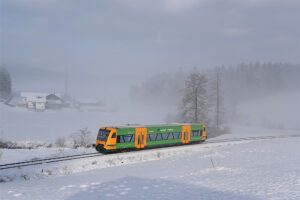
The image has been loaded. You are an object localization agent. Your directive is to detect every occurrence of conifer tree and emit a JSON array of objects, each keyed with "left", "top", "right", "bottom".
[{"left": 0, "top": 67, "right": 12, "bottom": 100}]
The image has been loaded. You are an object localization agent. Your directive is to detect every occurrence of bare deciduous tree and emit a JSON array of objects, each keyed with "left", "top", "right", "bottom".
[
  {"left": 180, "top": 72, "right": 208, "bottom": 124},
  {"left": 55, "top": 137, "right": 66, "bottom": 148},
  {"left": 71, "top": 127, "right": 93, "bottom": 148}
]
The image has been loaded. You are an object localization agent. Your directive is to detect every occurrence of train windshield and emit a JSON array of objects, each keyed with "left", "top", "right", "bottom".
[{"left": 97, "top": 129, "right": 110, "bottom": 141}]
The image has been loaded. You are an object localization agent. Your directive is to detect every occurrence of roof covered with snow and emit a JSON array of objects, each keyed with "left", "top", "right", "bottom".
[{"left": 20, "top": 92, "right": 62, "bottom": 103}]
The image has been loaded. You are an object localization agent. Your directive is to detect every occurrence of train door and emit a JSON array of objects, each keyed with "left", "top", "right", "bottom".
[
  {"left": 135, "top": 127, "right": 147, "bottom": 149},
  {"left": 182, "top": 125, "right": 191, "bottom": 144},
  {"left": 202, "top": 126, "right": 207, "bottom": 141}
]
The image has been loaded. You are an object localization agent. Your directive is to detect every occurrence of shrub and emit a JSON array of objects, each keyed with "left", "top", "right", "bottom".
[
  {"left": 55, "top": 137, "right": 66, "bottom": 148},
  {"left": 71, "top": 127, "right": 93, "bottom": 148}
]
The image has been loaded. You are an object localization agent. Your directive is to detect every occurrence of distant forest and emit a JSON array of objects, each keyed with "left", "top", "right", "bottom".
[
  {"left": 219, "top": 62, "right": 300, "bottom": 105},
  {"left": 130, "top": 62, "right": 300, "bottom": 107}
]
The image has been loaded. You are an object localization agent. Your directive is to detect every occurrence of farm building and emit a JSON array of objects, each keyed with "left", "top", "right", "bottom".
[
  {"left": 46, "top": 94, "right": 67, "bottom": 109},
  {"left": 17, "top": 92, "right": 67, "bottom": 111}
]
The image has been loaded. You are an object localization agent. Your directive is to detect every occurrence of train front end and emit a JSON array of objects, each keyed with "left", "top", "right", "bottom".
[{"left": 95, "top": 128, "right": 117, "bottom": 153}]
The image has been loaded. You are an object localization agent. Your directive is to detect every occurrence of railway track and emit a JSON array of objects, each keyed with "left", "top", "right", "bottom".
[
  {"left": 205, "top": 134, "right": 300, "bottom": 144},
  {"left": 1, "top": 134, "right": 300, "bottom": 170},
  {"left": 0, "top": 152, "right": 101, "bottom": 170}
]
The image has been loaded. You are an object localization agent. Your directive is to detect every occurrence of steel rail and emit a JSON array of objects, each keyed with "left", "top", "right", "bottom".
[{"left": 0, "top": 153, "right": 101, "bottom": 170}]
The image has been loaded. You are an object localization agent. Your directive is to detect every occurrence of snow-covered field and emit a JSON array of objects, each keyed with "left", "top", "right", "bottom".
[
  {"left": 1, "top": 126, "right": 300, "bottom": 200},
  {"left": 0, "top": 103, "right": 172, "bottom": 142}
]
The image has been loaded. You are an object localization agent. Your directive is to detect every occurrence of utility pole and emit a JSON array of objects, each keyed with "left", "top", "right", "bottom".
[
  {"left": 64, "top": 67, "right": 69, "bottom": 98},
  {"left": 0, "top": 103, "right": 3, "bottom": 137},
  {"left": 194, "top": 87, "right": 198, "bottom": 123},
  {"left": 216, "top": 70, "right": 220, "bottom": 130}
]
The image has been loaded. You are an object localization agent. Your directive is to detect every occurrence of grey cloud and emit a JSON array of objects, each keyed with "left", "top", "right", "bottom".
[{"left": 1, "top": 0, "right": 299, "bottom": 81}]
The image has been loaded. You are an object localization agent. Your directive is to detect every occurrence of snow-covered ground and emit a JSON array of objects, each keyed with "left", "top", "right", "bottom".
[
  {"left": 0, "top": 103, "right": 173, "bottom": 142},
  {"left": 1, "top": 126, "right": 300, "bottom": 200}
]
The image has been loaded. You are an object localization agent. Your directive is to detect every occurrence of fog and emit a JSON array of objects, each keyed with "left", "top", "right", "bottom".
[
  {"left": 0, "top": 0, "right": 300, "bottom": 141},
  {"left": 2, "top": 1, "right": 300, "bottom": 78}
]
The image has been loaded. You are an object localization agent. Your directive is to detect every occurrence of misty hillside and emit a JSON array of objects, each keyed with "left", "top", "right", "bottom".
[
  {"left": 219, "top": 62, "right": 300, "bottom": 105},
  {"left": 131, "top": 62, "right": 300, "bottom": 104},
  {"left": 1, "top": 64, "right": 65, "bottom": 94},
  {"left": 1, "top": 64, "right": 126, "bottom": 102},
  {"left": 130, "top": 69, "right": 186, "bottom": 105},
  {"left": 130, "top": 62, "right": 300, "bottom": 129}
]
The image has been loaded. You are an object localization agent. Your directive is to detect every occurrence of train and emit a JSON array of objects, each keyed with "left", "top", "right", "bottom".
[{"left": 95, "top": 123, "right": 206, "bottom": 153}]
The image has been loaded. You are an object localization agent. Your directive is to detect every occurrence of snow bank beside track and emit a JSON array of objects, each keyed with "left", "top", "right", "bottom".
[
  {"left": 0, "top": 140, "right": 248, "bottom": 182},
  {"left": 1, "top": 134, "right": 300, "bottom": 200}
]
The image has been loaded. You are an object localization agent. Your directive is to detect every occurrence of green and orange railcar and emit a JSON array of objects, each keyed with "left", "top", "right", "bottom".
[{"left": 95, "top": 124, "right": 206, "bottom": 153}]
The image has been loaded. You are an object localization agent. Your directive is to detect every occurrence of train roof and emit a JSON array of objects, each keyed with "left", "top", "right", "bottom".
[{"left": 101, "top": 123, "right": 204, "bottom": 129}]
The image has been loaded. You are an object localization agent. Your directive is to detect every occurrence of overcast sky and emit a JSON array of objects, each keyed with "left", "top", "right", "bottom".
[{"left": 1, "top": 0, "right": 300, "bottom": 98}]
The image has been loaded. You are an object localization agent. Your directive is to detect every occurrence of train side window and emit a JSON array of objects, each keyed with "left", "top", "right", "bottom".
[
  {"left": 111, "top": 132, "right": 116, "bottom": 139},
  {"left": 167, "top": 133, "right": 171, "bottom": 139},
  {"left": 162, "top": 133, "right": 170, "bottom": 140},
  {"left": 154, "top": 133, "right": 161, "bottom": 141},
  {"left": 159, "top": 133, "right": 163, "bottom": 141},
  {"left": 149, "top": 134, "right": 156, "bottom": 141},
  {"left": 173, "top": 132, "right": 181, "bottom": 139},
  {"left": 123, "top": 135, "right": 132, "bottom": 142},
  {"left": 171, "top": 132, "right": 175, "bottom": 139},
  {"left": 117, "top": 135, "right": 135, "bottom": 143},
  {"left": 167, "top": 133, "right": 171, "bottom": 140},
  {"left": 191, "top": 130, "right": 199, "bottom": 137},
  {"left": 173, "top": 132, "right": 177, "bottom": 138}
]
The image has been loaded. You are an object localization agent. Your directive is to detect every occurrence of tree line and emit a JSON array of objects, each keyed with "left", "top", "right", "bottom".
[
  {"left": 0, "top": 67, "right": 12, "bottom": 100},
  {"left": 220, "top": 62, "right": 300, "bottom": 105},
  {"left": 130, "top": 62, "right": 300, "bottom": 136}
]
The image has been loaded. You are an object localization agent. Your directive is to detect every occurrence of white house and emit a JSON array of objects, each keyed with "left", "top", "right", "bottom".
[
  {"left": 19, "top": 92, "right": 65, "bottom": 111},
  {"left": 20, "top": 92, "right": 47, "bottom": 111}
]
